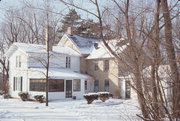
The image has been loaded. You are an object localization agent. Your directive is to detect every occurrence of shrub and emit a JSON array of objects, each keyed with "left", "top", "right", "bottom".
[
  {"left": 2, "top": 82, "right": 9, "bottom": 94},
  {"left": 18, "top": 92, "right": 29, "bottom": 101},
  {"left": 98, "top": 92, "right": 112, "bottom": 102},
  {"left": 83, "top": 93, "right": 98, "bottom": 104},
  {"left": 3, "top": 94, "right": 10, "bottom": 99},
  {"left": 34, "top": 95, "right": 44, "bottom": 103},
  {"left": 0, "top": 90, "right": 5, "bottom": 95}
]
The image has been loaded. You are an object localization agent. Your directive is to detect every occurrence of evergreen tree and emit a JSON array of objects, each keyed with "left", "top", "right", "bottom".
[
  {"left": 59, "top": 9, "right": 100, "bottom": 39},
  {"left": 60, "top": 9, "right": 82, "bottom": 34}
]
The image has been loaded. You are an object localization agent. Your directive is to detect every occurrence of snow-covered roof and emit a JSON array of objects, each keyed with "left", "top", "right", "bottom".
[
  {"left": 86, "top": 41, "right": 128, "bottom": 59},
  {"left": 53, "top": 46, "right": 80, "bottom": 56},
  {"left": 65, "top": 34, "right": 101, "bottom": 54},
  {"left": 13, "top": 43, "right": 47, "bottom": 53},
  {"left": 29, "top": 68, "right": 90, "bottom": 79},
  {"left": 86, "top": 42, "right": 113, "bottom": 59},
  {"left": 5, "top": 42, "right": 80, "bottom": 58}
]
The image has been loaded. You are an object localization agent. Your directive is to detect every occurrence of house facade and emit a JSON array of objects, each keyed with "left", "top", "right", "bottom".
[
  {"left": 6, "top": 32, "right": 133, "bottom": 100},
  {"left": 6, "top": 43, "right": 93, "bottom": 100},
  {"left": 58, "top": 34, "right": 130, "bottom": 98}
]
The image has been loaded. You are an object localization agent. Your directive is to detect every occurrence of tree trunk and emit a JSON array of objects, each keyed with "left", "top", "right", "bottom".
[
  {"left": 134, "top": 70, "right": 150, "bottom": 119},
  {"left": 161, "top": 0, "right": 180, "bottom": 118}
]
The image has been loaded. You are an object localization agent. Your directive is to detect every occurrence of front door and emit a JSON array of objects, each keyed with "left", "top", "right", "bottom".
[
  {"left": 66, "top": 80, "right": 72, "bottom": 98},
  {"left": 125, "top": 81, "right": 131, "bottom": 99}
]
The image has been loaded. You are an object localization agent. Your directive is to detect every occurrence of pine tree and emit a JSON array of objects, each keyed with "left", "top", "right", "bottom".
[
  {"left": 60, "top": 9, "right": 82, "bottom": 34},
  {"left": 59, "top": 9, "right": 100, "bottom": 39}
]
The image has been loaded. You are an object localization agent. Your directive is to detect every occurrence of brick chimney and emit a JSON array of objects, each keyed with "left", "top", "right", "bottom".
[
  {"left": 45, "top": 26, "right": 54, "bottom": 51},
  {"left": 66, "top": 27, "right": 74, "bottom": 35}
]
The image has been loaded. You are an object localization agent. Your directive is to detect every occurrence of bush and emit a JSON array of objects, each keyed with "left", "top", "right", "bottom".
[
  {"left": 3, "top": 94, "right": 10, "bottom": 99},
  {"left": 34, "top": 95, "right": 44, "bottom": 103},
  {"left": 0, "top": 90, "right": 5, "bottom": 95},
  {"left": 18, "top": 92, "right": 29, "bottom": 101},
  {"left": 98, "top": 92, "right": 113, "bottom": 102},
  {"left": 83, "top": 93, "right": 98, "bottom": 104}
]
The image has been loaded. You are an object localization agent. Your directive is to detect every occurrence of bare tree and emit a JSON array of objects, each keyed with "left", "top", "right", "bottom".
[
  {"left": 161, "top": 0, "right": 180, "bottom": 118},
  {"left": 57, "top": 0, "right": 179, "bottom": 120}
]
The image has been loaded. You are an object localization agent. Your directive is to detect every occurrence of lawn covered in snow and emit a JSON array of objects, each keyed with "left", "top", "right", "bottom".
[{"left": 0, "top": 96, "right": 141, "bottom": 121}]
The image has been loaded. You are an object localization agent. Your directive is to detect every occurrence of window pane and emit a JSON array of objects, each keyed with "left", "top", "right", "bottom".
[
  {"left": 49, "top": 79, "right": 64, "bottom": 92},
  {"left": 94, "top": 61, "right": 98, "bottom": 71},
  {"left": 73, "top": 79, "right": 81, "bottom": 91},
  {"left": 104, "top": 79, "right": 109, "bottom": 92},
  {"left": 13, "top": 77, "right": 23, "bottom": 91},
  {"left": 85, "top": 81, "right": 87, "bottom": 90},
  {"left": 30, "top": 79, "right": 45, "bottom": 92},
  {"left": 66, "top": 57, "right": 71, "bottom": 68},
  {"left": 104, "top": 60, "right": 109, "bottom": 71},
  {"left": 94, "top": 80, "right": 99, "bottom": 92}
]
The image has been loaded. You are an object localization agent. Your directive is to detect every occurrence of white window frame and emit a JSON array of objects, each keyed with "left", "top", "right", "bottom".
[
  {"left": 73, "top": 79, "right": 81, "bottom": 91},
  {"left": 66, "top": 57, "right": 71, "bottom": 68},
  {"left": 104, "top": 60, "right": 109, "bottom": 71},
  {"left": 13, "top": 77, "right": 22, "bottom": 91},
  {"left": 85, "top": 80, "right": 87, "bottom": 90},
  {"left": 16, "top": 56, "right": 21, "bottom": 68},
  {"left": 94, "top": 80, "right": 99, "bottom": 92},
  {"left": 104, "top": 79, "right": 109, "bottom": 92}
]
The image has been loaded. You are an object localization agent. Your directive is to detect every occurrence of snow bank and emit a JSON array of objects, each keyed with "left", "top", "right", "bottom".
[{"left": 0, "top": 96, "right": 140, "bottom": 121}]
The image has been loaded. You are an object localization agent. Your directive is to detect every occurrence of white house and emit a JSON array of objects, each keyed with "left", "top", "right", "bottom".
[
  {"left": 119, "top": 65, "right": 174, "bottom": 100},
  {"left": 5, "top": 32, "right": 139, "bottom": 100},
  {"left": 5, "top": 42, "right": 94, "bottom": 100}
]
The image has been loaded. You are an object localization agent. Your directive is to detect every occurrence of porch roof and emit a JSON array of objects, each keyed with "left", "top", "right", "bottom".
[{"left": 29, "top": 68, "right": 91, "bottom": 80}]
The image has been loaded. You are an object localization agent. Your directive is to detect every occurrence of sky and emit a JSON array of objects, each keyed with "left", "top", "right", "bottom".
[
  {"left": 0, "top": 0, "right": 100, "bottom": 23},
  {"left": 0, "top": 0, "right": 21, "bottom": 16}
]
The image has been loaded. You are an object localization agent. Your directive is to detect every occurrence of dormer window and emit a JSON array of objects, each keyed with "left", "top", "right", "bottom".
[
  {"left": 66, "top": 57, "right": 71, "bottom": 68},
  {"left": 94, "top": 43, "right": 99, "bottom": 49},
  {"left": 16, "top": 56, "right": 21, "bottom": 68}
]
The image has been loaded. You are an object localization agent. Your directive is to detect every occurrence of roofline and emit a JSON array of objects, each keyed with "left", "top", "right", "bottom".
[
  {"left": 86, "top": 57, "right": 115, "bottom": 60},
  {"left": 5, "top": 44, "right": 28, "bottom": 58},
  {"left": 64, "top": 34, "right": 82, "bottom": 54}
]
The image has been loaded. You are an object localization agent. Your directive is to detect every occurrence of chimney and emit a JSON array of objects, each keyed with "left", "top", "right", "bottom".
[
  {"left": 66, "top": 27, "right": 74, "bottom": 35},
  {"left": 45, "top": 26, "right": 54, "bottom": 51}
]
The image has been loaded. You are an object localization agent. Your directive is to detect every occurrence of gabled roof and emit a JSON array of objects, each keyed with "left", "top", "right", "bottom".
[
  {"left": 86, "top": 40, "right": 129, "bottom": 59},
  {"left": 5, "top": 42, "right": 80, "bottom": 58},
  {"left": 53, "top": 46, "right": 80, "bottom": 56},
  {"left": 86, "top": 42, "right": 113, "bottom": 59},
  {"left": 58, "top": 34, "right": 101, "bottom": 55}
]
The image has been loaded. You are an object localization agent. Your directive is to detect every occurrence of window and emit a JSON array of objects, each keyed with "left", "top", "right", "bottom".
[
  {"left": 94, "top": 80, "right": 99, "bottom": 92},
  {"left": 73, "top": 79, "right": 81, "bottom": 91},
  {"left": 125, "top": 81, "right": 131, "bottom": 98},
  {"left": 13, "top": 77, "right": 23, "bottom": 91},
  {"left": 30, "top": 79, "right": 46, "bottom": 92},
  {"left": 66, "top": 57, "right": 71, "bottom": 68},
  {"left": 30, "top": 79, "right": 64, "bottom": 92},
  {"left": 16, "top": 56, "right": 21, "bottom": 68},
  {"left": 94, "top": 61, "right": 99, "bottom": 71},
  {"left": 49, "top": 79, "right": 64, "bottom": 92},
  {"left": 104, "top": 79, "right": 109, "bottom": 92},
  {"left": 104, "top": 60, "right": 109, "bottom": 71},
  {"left": 85, "top": 80, "right": 87, "bottom": 90}
]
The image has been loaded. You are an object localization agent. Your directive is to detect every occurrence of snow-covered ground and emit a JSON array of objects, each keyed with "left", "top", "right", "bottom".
[{"left": 0, "top": 96, "right": 141, "bottom": 121}]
